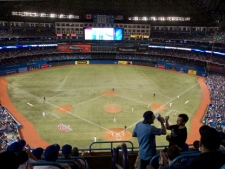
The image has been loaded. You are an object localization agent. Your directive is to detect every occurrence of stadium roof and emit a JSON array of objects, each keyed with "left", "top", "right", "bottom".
[{"left": 0, "top": 0, "right": 225, "bottom": 25}]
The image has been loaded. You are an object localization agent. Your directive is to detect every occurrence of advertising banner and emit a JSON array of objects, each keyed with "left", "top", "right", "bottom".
[
  {"left": 157, "top": 64, "right": 165, "bottom": 69},
  {"left": 75, "top": 61, "right": 90, "bottom": 64},
  {"left": 188, "top": 70, "right": 197, "bottom": 75},
  {"left": 118, "top": 61, "right": 132, "bottom": 65},
  {"left": 209, "top": 64, "right": 222, "bottom": 71},
  {"left": 41, "top": 64, "right": 48, "bottom": 69},
  {"left": 6, "top": 69, "right": 16, "bottom": 74},
  {"left": 57, "top": 44, "right": 91, "bottom": 53},
  {"left": 177, "top": 67, "right": 187, "bottom": 73},
  {"left": 18, "top": 67, "right": 28, "bottom": 73},
  {"left": 116, "top": 46, "right": 147, "bottom": 53}
]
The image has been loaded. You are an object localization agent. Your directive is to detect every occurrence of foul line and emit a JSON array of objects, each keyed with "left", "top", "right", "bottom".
[
  {"left": 129, "top": 83, "right": 199, "bottom": 129},
  {"left": 4, "top": 77, "right": 199, "bottom": 134},
  {"left": 4, "top": 81, "right": 61, "bottom": 121},
  {"left": 55, "top": 66, "right": 74, "bottom": 92},
  {"left": 6, "top": 81, "right": 112, "bottom": 131},
  {"left": 166, "top": 110, "right": 173, "bottom": 115},
  {"left": 49, "top": 112, "right": 60, "bottom": 121}
]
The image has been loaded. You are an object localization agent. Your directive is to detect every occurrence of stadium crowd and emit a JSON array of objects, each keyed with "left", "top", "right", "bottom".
[
  {"left": 151, "top": 28, "right": 225, "bottom": 43},
  {"left": 204, "top": 74, "right": 225, "bottom": 132},
  {"left": 0, "top": 28, "right": 225, "bottom": 169},
  {"left": 0, "top": 47, "right": 225, "bottom": 68},
  {"left": 0, "top": 105, "right": 21, "bottom": 151}
]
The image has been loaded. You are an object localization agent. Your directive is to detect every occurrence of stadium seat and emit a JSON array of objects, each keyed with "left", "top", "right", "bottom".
[
  {"left": 57, "top": 159, "right": 80, "bottom": 169},
  {"left": 168, "top": 153, "right": 200, "bottom": 169},
  {"left": 57, "top": 156, "right": 88, "bottom": 169},
  {"left": 27, "top": 161, "right": 65, "bottom": 169},
  {"left": 112, "top": 143, "right": 129, "bottom": 169},
  {"left": 183, "top": 143, "right": 189, "bottom": 151}
]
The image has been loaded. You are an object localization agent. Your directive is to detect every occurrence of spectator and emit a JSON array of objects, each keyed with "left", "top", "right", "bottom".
[
  {"left": 132, "top": 111, "right": 166, "bottom": 169},
  {"left": 147, "top": 145, "right": 180, "bottom": 169},
  {"left": 72, "top": 147, "right": 89, "bottom": 169},
  {"left": 33, "top": 145, "right": 71, "bottom": 169},
  {"left": 185, "top": 128, "right": 225, "bottom": 169},
  {"left": 192, "top": 140, "right": 200, "bottom": 151},
  {"left": 32, "top": 147, "right": 44, "bottom": 160},
  {"left": 0, "top": 151, "right": 28, "bottom": 169},
  {"left": 62, "top": 144, "right": 80, "bottom": 169},
  {"left": 165, "top": 114, "right": 189, "bottom": 151},
  {"left": 199, "top": 125, "right": 225, "bottom": 150}
]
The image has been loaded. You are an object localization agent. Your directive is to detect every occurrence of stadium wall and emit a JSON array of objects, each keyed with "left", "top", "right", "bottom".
[{"left": 0, "top": 59, "right": 208, "bottom": 77}]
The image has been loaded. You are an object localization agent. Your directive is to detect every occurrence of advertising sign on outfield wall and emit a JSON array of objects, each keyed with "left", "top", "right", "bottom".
[
  {"left": 157, "top": 64, "right": 165, "bottom": 69},
  {"left": 188, "top": 70, "right": 197, "bottom": 75},
  {"left": 57, "top": 44, "right": 91, "bottom": 53},
  {"left": 41, "top": 64, "right": 49, "bottom": 69},
  {"left": 18, "top": 67, "right": 28, "bottom": 73},
  {"left": 75, "top": 61, "right": 90, "bottom": 64},
  {"left": 118, "top": 61, "right": 132, "bottom": 65},
  {"left": 116, "top": 46, "right": 147, "bottom": 53}
]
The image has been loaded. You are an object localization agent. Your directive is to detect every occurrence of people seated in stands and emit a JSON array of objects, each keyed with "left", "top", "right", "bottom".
[
  {"left": 191, "top": 140, "right": 200, "bottom": 151},
  {"left": 204, "top": 74, "right": 225, "bottom": 135},
  {"left": 147, "top": 145, "right": 180, "bottom": 169},
  {"left": 32, "top": 147, "right": 44, "bottom": 160},
  {"left": 199, "top": 125, "right": 225, "bottom": 150},
  {"left": 165, "top": 114, "right": 189, "bottom": 151},
  {"left": 133, "top": 111, "right": 166, "bottom": 169},
  {"left": 33, "top": 145, "right": 71, "bottom": 169},
  {"left": 62, "top": 144, "right": 81, "bottom": 169},
  {"left": 72, "top": 147, "right": 89, "bottom": 169},
  {"left": 7, "top": 140, "right": 38, "bottom": 169},
  {"left": 0, "top": 150, "right": 28, "bottom": 169},
  {"left": 185, "top": 127, "right": 225, "bottom": 169}
]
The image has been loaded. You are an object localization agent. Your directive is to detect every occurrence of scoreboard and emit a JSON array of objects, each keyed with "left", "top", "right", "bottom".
[{"left": 93, "top": 15, "right": 114, "bottom": 24}]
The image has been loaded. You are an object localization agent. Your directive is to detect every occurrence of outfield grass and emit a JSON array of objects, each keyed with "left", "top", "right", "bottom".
[{"left": 6, "top": 65, "right": 201, "bottom": 148}]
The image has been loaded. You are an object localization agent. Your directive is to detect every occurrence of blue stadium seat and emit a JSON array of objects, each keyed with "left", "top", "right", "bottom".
[
  {"left": 168, "top": 153, "right": 200, "bottom": 169},
  {"left": 111, "top": 143, "right": 129, "bottom": 169},
  {"left": 183, "top": 143, "right": 189, "bottom": 152}
]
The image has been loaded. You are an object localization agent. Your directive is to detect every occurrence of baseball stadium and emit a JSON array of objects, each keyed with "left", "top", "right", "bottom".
[{"left": 0, "top": 1, "right": 225, "bottom": 169}]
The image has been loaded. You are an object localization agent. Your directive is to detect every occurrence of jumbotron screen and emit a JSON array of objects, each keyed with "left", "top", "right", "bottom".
[{"left": 84, "top": 27, "right": 123, "bottom": 41}]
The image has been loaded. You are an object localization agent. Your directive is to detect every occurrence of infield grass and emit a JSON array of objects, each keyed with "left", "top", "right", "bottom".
[{"left": 6, "top": 65, "right": 202, "bottom": 148}]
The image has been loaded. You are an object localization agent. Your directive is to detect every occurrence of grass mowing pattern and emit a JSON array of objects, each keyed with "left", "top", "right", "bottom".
[{"left": 6, "top": 65, "right": 201, "bottom": 148}]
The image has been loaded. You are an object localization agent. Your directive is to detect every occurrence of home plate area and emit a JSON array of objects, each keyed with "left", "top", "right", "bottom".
[{"left": 104, "top": 128, "right": 132, "bottom": 141}]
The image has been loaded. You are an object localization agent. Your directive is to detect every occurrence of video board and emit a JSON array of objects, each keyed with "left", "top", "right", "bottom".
[{"left": 84, "top": 27, "right": 123, "bottom": 41}]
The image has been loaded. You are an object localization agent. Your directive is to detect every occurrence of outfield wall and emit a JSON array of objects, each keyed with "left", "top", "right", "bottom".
[{"left": 0, "top": 59, "right": 207, "bottom": 77}]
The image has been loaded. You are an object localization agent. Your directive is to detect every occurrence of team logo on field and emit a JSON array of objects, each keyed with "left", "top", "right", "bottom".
[{"left": 57, "top": 124, "right": 72, "bottom": 132}]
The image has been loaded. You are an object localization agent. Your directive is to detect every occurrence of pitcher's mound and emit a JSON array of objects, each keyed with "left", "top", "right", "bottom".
[
  {"left": 105, "top": 105, "right": 121, "bottom": 113},
  {"left": 103, "top": 90, "right": 117, "bottom": 95},
  {"left": 104, "top": 128, "right": 132, "bottom": 141},
  {"left": 56, "top": 104, "right": 72, "bottom": 114},
  {"left": 150, "top": 103, "right": 167, "bottom": 112}
]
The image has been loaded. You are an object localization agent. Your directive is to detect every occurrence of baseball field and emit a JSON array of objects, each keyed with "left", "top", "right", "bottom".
[{"left": 0, "top": 65, "right": 210, "bottom": 149}]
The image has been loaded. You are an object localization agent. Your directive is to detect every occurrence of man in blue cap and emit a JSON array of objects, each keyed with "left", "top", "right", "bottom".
[{"left": 133, "top": 111, "right": 166, "bottom": 169}]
